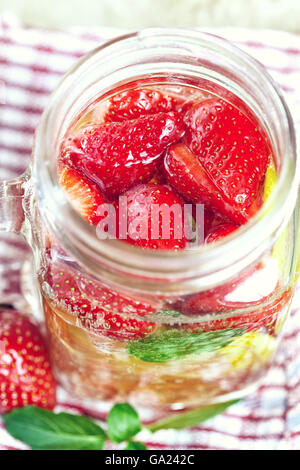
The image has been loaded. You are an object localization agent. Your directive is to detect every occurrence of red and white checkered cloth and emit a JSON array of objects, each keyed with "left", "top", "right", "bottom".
[{"left": 1, "top": 13, "right": 300, "bottom": 450}]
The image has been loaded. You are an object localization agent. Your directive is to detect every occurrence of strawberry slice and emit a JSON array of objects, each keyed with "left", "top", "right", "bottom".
[
  {"left": 180, "top": 289, "right": 291, "bottom": 334},
  {"left": 205, "top": 222, "right": 239, "bottom": 243},
  {"left": 0, "top": 309, "right": 56, "bottom": 413},
  {"left": 59, "top": 167, "right": 106, "bottom": 226},
  {"left": 182, "top": 98, "right": 271, "bottom": 223},
  {"left": 102, "top": 88, "right": 183, "bottom": 122},
  {"left": 164, "top": 143, "right": 244, "bottom": 224},
  {"left": 61, "top": 112, "right": 185, "bottom": 199},
  {"left": 114, "top": 183, "right": 189, "bottom": 250},
  {"left": 173, "top": 258, "right": 286, "bottom": 333},
  {"left": 164, "top": 143, "right": 233, "bottom": 216},
  {"left": 174, "top": 260, "right": 280, "bottom": 316},
  {"left": 45, "top": 263, "right": 159, "bottom": 340}
]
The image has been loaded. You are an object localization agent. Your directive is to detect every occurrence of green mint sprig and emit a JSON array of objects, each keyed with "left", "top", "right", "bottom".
[
  {"left": 2, "top": 399, "right": 239, "bottom": 450},
  {"left": 107, "top": 403, "right": 141, "bottom": 444},
  {"left": 3, "top": 403, "right": 143, "bottom": 450},
  {"left": 2, "top": 406, "right": 106, "bottom": 450}
]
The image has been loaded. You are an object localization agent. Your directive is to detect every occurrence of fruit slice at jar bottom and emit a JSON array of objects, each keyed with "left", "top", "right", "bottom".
[
  {"left": 43, "top": 274, "right": 280, "bottom": 405},
  {"left": 220, "top": 331, "right": 276, "bottom": 371},
  {"left": 44, "top": 298, "right": 275, "bottom": 407},
  {"left": 43, "top": 254, "right": 288, "bottom": 342},
  {"left": 127, "top": 332, "right": 276, "bottom": 407}
]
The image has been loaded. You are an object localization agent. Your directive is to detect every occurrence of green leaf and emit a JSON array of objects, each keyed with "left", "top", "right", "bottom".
[
  {"left": 107, "top": 403, "right": 141, "bottom": 443},
  {"left": 127, "top": 328, "right": 244, "bottom": 362},
  {"left": 147, "top": 400, "right": 240, "bottom": 432},
  {"left": 155, "top": 309, "right": 182, "bottom": 318},
  {"left": 3, "top": 406, "right": 106, "bottom": 450},
  {"left": 124, "top": 441, "right": 147, "bottom": 450}
]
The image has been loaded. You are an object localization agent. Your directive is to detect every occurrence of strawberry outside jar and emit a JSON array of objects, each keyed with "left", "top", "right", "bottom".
[{"left": 0, "top": 29, "right": 299, "bottom": 421}]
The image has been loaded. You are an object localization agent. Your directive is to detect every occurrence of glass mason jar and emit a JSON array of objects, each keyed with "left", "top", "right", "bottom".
[{"left": 0, "top": 29, "right": 299, "bottom": 419}]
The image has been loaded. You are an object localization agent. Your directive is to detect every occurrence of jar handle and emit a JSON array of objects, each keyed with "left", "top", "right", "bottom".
[{"left": 0, "top": 174, "right": 27, "bottom": 234}]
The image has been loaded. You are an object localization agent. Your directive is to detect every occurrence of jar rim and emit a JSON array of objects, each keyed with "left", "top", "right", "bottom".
[{"left": 33, "top": 28, "right": 299, "bottom": 294}]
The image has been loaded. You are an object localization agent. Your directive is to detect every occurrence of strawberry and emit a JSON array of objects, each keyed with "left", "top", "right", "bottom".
[
  {"left": 0, "top": 309, "right": 56, "bottom": 413},
  {"left": 115, "top": 183, "right": 189, "bottom": 250},
  {"left": 58, "top": 167, "right": 106, "bottom": 226},
  {"left": 45, "top": 263, "right": 159, "bottom": 340},
  {"left": 182, "top": 98, "right": 271, "bottom": 223},
  {"left": 180, "top": 289, "right": 291, "bottom": 334},
  {"left": 149, "top": 169, "right": 166, "bottom": 185},
  {"left": 173, "top": 258, "right": 288, "bottom": 333},
  {"left": 174, "top": 262, "right": 267, "bottom": 315},
  {"left": 205, "top": 222, "right": 239, "bottom": 243},
  {"left": 61, "top": 112, "right": 185, "bottom": 199},
  {"left": 164, "top": 100, "right": 271, "bottom": 224},
  {"left": 164, "top": 143, "right": 235, "bottom": 219},
  {"left": 102, "top": 88, "right": 182, "bottom": 122}
]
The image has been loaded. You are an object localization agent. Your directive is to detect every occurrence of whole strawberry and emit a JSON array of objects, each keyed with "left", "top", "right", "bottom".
[{"left": 0, "top": 309, "right": 56, "bottom": 413}]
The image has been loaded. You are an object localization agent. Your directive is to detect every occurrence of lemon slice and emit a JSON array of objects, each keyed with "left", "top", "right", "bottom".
[
  {"left": 220, "top": 332, "right": 276, "bottom": 371},
  {"left": 263, "top": 161, "right": 291, "bottom": 278},
  {"left": 264, "top": 161, "right": 277, "bottom": 203}
]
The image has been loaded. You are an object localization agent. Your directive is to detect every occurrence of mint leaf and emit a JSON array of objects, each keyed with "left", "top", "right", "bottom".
[
  {"left": 107, "top": 403, "right": 141, "bottom": 443},
  {"left": 124, "top": 441, "right": 147, "bottom": 450},
  {"left": 147, "top": 400, "right": 240, "bottom": 432},
  {"left": 3, "top": 406, "right": 106, "bottom": 450},
  {"left": 155, "top": 309, "right": 182, "bottom": 318},
  {"left": 127, "top": 328, "right": 244, "bottom": 362}
]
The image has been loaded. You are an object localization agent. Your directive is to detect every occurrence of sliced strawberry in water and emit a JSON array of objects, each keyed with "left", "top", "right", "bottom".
[
  {"left": 60, "top": 112, "right": 185, "bottom": 199},
  {"left": 164, "top": 143, "right": 219, "bottom": 204},
  {"left": 205, "top": 223, "right": 239, "bottom": 243},
  {"left": 58, "top": 167, "right": 106, "bottom": 226},
  {"left": 45, "top": 263, "right": 159, "bottom": 340},
  {"left": 182, "top": 98, "right": 271, "bottom": 223},
  {"left": 114, "top": 183, "right": 189, "bottom": 250},
  {"left": 164, "top": 143, "right": 239, "bottom": 222},
  {"left": 174, "top": 261, "right": 277, "bottom": 316},
  {"left": 149, "top": 169, "right": 166, "bottom": 185},
  {"left": 102, "top": 88, "right": 183, "bottom": 122},
  {"left": 181, "top": 289, "right": 291, "bottom": 334}
]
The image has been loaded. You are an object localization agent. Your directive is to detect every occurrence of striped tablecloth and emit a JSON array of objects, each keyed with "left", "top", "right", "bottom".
[{"left": 1, "top": 13, "right": 300, "bottom": 450}]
